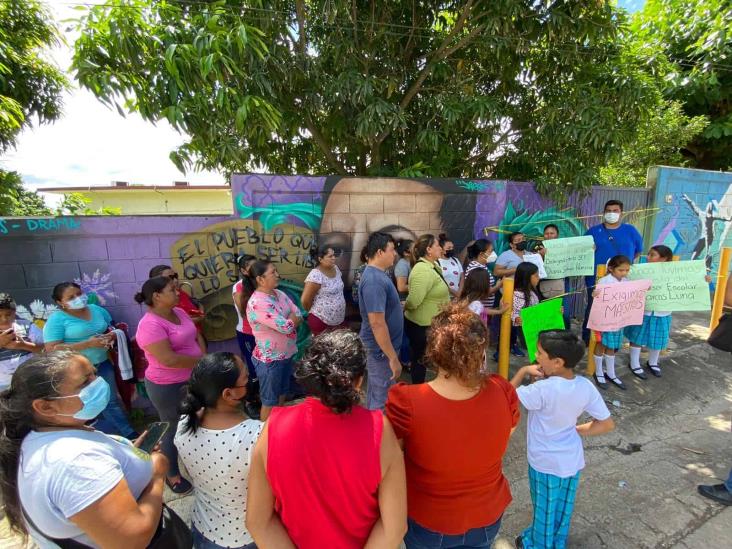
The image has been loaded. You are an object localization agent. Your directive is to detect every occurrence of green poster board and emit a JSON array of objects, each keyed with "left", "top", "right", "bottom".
[
  {"left": 628, "top": 260, "right": 711, "bottom": 312},
  {"left": 543, "top": 235, "right": 595, "bottom": 278},
  {"left": 520, "top": 298, "right": 565, "bottom": 362}
]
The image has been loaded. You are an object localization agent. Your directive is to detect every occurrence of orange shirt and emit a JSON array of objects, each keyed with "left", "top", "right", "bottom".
[{"left": 386, "top": 376, "right": 519, "bottom": 534}]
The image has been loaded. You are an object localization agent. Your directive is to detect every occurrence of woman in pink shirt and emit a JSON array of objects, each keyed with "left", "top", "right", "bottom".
[
  {"left": 247, "top": 329, "right": 406, "bottom": 548},
  {"left": 245, "top": 260, "right": 302, "bottom": 421},
  {"left": 134, "top": 276, "right": 205, "bottom": 494}
]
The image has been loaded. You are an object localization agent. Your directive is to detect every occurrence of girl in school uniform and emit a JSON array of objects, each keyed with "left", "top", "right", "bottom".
[
  {"left": 592, "top": 255, "right": 632, "bottom": 391},
  {"left": 624, "top": 245, "right": 710, "bottom": 379}
]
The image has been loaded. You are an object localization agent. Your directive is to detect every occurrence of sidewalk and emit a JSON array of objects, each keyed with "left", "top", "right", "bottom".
[{"left": 2, "top": 312, "right": 730, "bottom": 548}]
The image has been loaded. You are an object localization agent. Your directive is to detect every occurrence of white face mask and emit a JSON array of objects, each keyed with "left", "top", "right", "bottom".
[
  {"left": 604, "top": 212, "right": 621, "bottom": 224},
  {"left": 485, "top": 251, "right": 497, "bottom": 264}
]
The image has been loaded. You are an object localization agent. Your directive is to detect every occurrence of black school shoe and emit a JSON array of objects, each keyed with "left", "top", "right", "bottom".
[
  {"left": 629, "top": 365, "right": 648, "bottom": 380},
  {"left": 515, "top": 535, "right": 524, "bottom": 548},
  {"left": 592, "top": 372, "right": 608, "bottom": 390},
  {"left": 606, "top": 375, "right": 627, "bottom": 390},
  {"left": 646, "top": 361, "right": 662, "bottom": 377}
]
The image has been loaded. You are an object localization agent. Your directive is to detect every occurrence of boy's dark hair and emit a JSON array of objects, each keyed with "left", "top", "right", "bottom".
[
  {"left": 543, "top": 224, "right": 559, "bottom": 235},
  {"left": 365, "top": 232, "right": 395, "bottom": 259},
  {"left": 650, "top": 245, "right": 673, "bottom": 261},
  {"left": 604, "top": 199, "right": 623, "bottom": 212},
  {"left": 538, "top": 330, "right": 585, "bottom": 369},
  {"left": 0, "top": 293, "right": 16, "bottom": 310}
]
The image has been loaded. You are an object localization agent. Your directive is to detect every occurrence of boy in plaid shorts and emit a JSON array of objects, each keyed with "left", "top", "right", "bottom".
[{"left": 511, "top": 330, "right": 615, "bottom": 549}]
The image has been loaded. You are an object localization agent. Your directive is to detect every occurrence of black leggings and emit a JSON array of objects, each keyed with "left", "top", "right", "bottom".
[{"left": 404, "top": 317, "right": 429, "bottom": 384}]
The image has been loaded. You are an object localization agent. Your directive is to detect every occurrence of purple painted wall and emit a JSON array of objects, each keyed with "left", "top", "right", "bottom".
[{"left": 1, "top": 175, "right": 653, "bottom": 342}]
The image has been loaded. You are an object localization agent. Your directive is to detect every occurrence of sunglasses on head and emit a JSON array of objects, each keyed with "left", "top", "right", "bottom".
[{"left": 167, "top": 273, "right": 179, "bottom": 280}]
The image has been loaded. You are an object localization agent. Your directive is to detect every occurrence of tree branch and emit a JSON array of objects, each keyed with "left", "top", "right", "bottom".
[
  {"left": 307, "top": 120, "right": 348, "bottom": 175},
  {"left": 374, "top": 1, "right": 481, "bottom": 145},
  {"left": 294, "top": 0, "right": 307, "bottom": 54}
]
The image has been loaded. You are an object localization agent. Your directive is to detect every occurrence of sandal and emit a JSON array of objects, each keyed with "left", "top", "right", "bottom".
[
  {"left": 593, "top": 372, "right": 608, "bottom": 390},
  {"left": 166, "top": 476, "right": 193, "bottom": 495},
  {"left": 629, "top": 365, "right": 648, "bottom": 380},
  {"left": 646, "top": 362, "right": 662, "bottom": 377}
]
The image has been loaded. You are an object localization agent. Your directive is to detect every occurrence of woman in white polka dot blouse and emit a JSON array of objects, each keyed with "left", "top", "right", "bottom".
[{"left": 174, "top": 352, "right": 264, "bottom": 549}]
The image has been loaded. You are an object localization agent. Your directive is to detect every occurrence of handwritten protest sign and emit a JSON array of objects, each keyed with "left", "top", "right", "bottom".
[
  {"left": 587, "top": 279, "right": 652, "bottom": 332},
  {"left": 543, "top": 236, "right": 595, "bottom": 278},
  {"left": 628, "top": 260, "right": 710, "bottom": 312},
  {"left": 523, "top": 253, "right": 547, "bottom": 279},
  {"left": 520, "top": 298, "right": 565, "bottom": 362}
]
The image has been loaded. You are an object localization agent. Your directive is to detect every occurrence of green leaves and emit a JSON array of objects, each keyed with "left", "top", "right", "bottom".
[
  {"left": 631, "top": 0, "right": 732, "bottom": 170},
  {"left": 71, "top": 0, "right": 662, "bottom": 194},
  {"left": 0, "top": 0, "right": 67, "bottom": 153}
]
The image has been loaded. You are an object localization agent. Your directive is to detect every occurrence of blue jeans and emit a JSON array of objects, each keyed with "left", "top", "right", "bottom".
[
  {"left": 404, "top": 516, "right": 502, "bottom": 548},
  {"left": 725, "top": 468, "right": 732, "bottom": 492},
  {"left": 365, "top": 350, "right": 395, "bottom": 411},
  {"left": 252, "top": 357, "right": 293, "bottom": 406},
  {"left": 92, "top": 360, "right": 135, "bottom": 438},
  {"left": 192, "top": 524, "right": 256, "bottom": 549}
]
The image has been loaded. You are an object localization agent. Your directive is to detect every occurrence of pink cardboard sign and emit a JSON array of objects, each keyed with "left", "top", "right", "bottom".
[{"left": 587, "top": 279, "right": 652, "bottom": 332}]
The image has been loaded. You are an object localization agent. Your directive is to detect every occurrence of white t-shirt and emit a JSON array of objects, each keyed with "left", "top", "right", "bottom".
[
  {"left": 517, "top": 376, "right": 611, "bottom": 478},
  {"left": 305, "top": 266, "right": 346, "bottom": 326},
  {"left": 468, "top": 300, "right": 484, "bottom": 316},
  {"left": 0, "top": 320, "right": 43, "bottom": 388},
  {"left": 438, "top": 257, "right": 463, "bottom": 292},
  {"left": 175, "top": 416, "right": 264, "bottom": 547},
  {"left": 232, "top": 280, "right": 246, "bottom": 333},
  {"left": 19, "top": 429, "right": 153, "bottom": 548}
]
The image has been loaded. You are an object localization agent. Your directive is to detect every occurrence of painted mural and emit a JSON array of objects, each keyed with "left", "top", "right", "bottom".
[
  {"left": 0, "top": 173, "right": 667, "bottom": 346},
  {"left": 648, "top": 167, "right": 732, "bottom": 284}
]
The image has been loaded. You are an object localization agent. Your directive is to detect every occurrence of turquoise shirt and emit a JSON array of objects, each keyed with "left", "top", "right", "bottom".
[{"left": 43, "top": 305, "right": 113, "bottom": 365}]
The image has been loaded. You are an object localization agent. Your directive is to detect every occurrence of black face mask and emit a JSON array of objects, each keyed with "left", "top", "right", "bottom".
[
  {"left": 515, "top": 241, "right": 527, "bottom": 251},
  {"left": 444, "top": 249, "right": 455, "bottom": 258}
]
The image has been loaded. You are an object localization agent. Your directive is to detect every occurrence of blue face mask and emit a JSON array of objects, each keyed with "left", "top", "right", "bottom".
[
  {"left": 51, "top": 377, "right": 111, "bottom": 420},
  {"left": 65, "top": 294, "right": 88, "bottom": 310}
]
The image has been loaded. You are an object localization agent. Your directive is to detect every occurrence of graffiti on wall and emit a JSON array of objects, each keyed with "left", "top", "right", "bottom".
[
  {"left": 0, "top": 217, "right": 81, "bottom": 235},
  {"left": 649, "top": 168, "right": 732, "bottom": 280},
  {"left": 0, "top": 174, "right": 655, "bottom": 343}
]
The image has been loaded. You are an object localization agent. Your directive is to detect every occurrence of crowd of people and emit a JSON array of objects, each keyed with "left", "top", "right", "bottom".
[{"left": 0, "top": 198, "right": 729, "bottom": 549}]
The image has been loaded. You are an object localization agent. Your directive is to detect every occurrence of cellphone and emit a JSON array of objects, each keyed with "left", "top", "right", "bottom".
[{"left": 137, "top": 422, "right": 169, "bottom": 454}]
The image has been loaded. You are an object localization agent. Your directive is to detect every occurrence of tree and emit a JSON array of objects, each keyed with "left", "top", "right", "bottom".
[
  {"left": 632, "top": 0, "right": 732, "bottom": 170},
  {"left": 0, "top": 0, "right": 67, "bottom": 153},
  {"left": 73, "top": 0, "right": 658, "bottom": 196},
  {"left": 56, "top": 192, "right": 121, "bottom": 216},
  {"left": 0, "top": 170, "right": 52, "bottom": 216},
  {"left": 599, "top": 101, "right": 709, "bottom": 187}
]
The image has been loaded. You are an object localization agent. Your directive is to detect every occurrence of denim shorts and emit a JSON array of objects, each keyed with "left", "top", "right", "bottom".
[
  {"left": 404, "top": 516, "right": 503, "bottom": 548},
  {"left": 192, "top": 524, "right": 255, "bottom": 549},
  {"left": 252, "top": 356, "right": 293, "bottom": 406}
]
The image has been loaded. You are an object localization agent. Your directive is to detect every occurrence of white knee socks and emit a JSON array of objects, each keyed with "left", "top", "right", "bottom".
[
  {"left": 594, "top": 355, "right": 605, "bottom": 378},
  {"left": 629, "top": 346, "right": 642, "bottom": 370},
  {"left": 648, "top": 349, "right": 661, "bottom": 366},
  {"left": 604, "top": 355, "right": 617, "bottom": 379}
]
